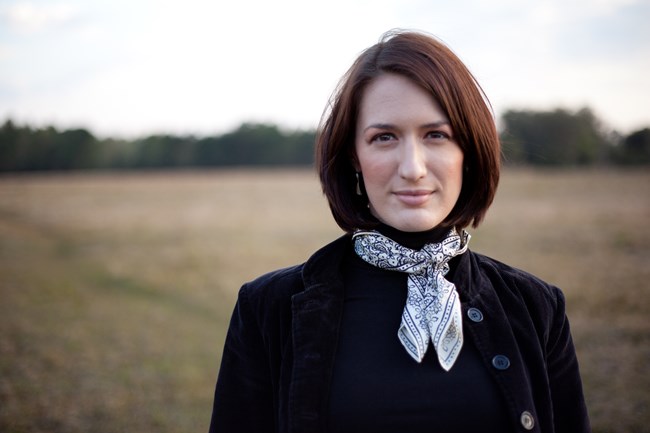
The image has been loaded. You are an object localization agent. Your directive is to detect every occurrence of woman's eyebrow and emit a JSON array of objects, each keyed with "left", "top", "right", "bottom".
[
  {"left": 363, "top": 123, "right": 396, "bottom": 133},
  {"left": 421, "top": 121, "right": 451, "bottom": 128},
  {"left": 363, "top": 120, "right": 451, "bottom": 133}
]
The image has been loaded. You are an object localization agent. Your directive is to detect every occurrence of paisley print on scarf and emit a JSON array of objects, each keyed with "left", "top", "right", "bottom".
[{"left": 352, "top": 228, "right": 470, "bottom": 371}]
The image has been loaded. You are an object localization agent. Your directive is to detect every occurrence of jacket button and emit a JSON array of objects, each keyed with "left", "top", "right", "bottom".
[
  {"left": 491, "top": 355, "right": 511, "bottom": 370},
  {"left": 520, "top": 411, "right": 535, "bottom": 430},
  {"left": 467, "top": 307, "right": 483, "bottom": 322}
]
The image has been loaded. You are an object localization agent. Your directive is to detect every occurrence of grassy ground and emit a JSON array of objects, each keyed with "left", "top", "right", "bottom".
[{"left": 0, "top": 168, "right": 648, "bottom": 432}]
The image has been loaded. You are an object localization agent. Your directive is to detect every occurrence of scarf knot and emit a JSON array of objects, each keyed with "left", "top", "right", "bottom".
[{"left": 352, "top": 228, "right": 470, "bottom": 371}]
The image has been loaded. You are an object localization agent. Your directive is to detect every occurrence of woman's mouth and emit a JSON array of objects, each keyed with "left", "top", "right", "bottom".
[{"left": 393, "top": 190, "right": 433, "bottom": 206}]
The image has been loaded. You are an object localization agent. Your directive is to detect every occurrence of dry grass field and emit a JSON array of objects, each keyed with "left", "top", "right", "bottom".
[{"left": 0, "top": 168, "right": 648, "bottom": 432}]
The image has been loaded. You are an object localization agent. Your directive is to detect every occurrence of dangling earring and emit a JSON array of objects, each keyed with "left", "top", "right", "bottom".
[{"left": 355, "top": 172, "right": 362, "bottom": 196}]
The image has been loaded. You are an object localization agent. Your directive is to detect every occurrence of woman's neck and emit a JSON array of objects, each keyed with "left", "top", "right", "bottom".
[{"left": 374, "top": 223, "right": 453, "bottom": 250}]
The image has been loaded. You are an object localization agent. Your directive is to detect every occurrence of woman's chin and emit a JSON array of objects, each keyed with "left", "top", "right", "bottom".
[{"left": 378, "top": 210, "right": 446, "bottom": 233}]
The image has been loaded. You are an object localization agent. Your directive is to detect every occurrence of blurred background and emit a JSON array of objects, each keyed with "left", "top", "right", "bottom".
[{"left": 0, "top": 0, "right": 649, "bottom": 432}]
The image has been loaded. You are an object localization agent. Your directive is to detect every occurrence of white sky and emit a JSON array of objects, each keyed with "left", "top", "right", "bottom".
[{"left": 0, "top": 0, "right": 649, "bottom": 138}]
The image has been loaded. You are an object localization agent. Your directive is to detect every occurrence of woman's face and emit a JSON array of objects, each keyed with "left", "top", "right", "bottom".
[{"left": 354, "top": 73, "right": 464, "bottom": 232}]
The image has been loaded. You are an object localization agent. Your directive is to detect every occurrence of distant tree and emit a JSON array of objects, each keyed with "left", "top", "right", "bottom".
[
  {"left": 283, "top": 129, "right": 316, "bottom": 165},
  {"left": 0, "top": 119, "right": 25, "bottom": 170},
  {"left": 133, "top": 135, "right": 196, "bottom": 168},
  {"left": 0, "top": 121, "right": 101, "bottom": 171},
  {"left": 56, "top": 128, "right": 98, "bottom": 169},
  {"left": 193, "top": 123, "right": 315, "bottom": 167},
  {"left": 611, "top": 128, "right": 650, "bottom": 165},
  {"left": 220, "top": 123, "right": 286, "bottom": 166},
  {"left": 94, "top": 137, "right": 134, "bottom": 169},
  {"left": 500, "top": 107, "right": 610, "bottom": 165},
  {"left": 193, "top": 136, "right": 225, "bottom": 167}
]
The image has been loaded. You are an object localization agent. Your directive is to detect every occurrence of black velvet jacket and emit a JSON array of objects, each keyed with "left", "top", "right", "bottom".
[{"left": 209, "top": 235, "right": 590, "bottom": 433}]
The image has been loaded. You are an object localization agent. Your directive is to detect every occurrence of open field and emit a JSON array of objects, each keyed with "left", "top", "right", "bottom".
[{"left": 0, "top": 168, "right": 648, "bottom": 432}]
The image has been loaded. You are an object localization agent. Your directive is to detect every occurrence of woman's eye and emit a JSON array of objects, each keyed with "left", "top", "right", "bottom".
[
  {"left": 371, "top": 133, "right": 395, "bottom": 143},
  {"left": 427, "top": 131, "right": 450, "bottom": 140}
]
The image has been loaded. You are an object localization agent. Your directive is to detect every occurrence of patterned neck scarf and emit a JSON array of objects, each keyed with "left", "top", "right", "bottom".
[{"left": 352, "top": 228, "right": 470, "bottom": 371}]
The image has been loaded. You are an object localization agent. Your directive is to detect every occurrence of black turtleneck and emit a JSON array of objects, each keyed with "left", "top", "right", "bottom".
[
  {"left": 327, "top": 225, "right": 512, "bottom": 433},
  {"left": 370, "top": 223, "right": 451, "bottom": 249}
]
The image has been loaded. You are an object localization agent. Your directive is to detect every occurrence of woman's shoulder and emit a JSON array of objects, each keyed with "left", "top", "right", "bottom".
[
  {"left": 242, "top": 262, "right": 306, "bottom": 299},
  {"left": 468, "top": 250, "right": 565, "bottom": 309},
  {"left": 238, "top": 234, "right": 350, "bottom": 307},
  {"left": 237, "top": 259, "right": 312, "bottom": 323}
]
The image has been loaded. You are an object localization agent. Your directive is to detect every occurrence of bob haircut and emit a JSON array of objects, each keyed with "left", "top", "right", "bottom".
[{"left": 315, "top": 30, "right": 500, "bottom": 233}]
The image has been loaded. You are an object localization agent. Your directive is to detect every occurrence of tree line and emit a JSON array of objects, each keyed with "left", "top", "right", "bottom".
[
  {"left": 1, "top": 107, "right": 649, "bottom": 172},
  {"left": 500, "top": 107, "right": 649, "bottom": 166},
  {"left": 0, "top": 122, "right": 316, "bottom": 172}
]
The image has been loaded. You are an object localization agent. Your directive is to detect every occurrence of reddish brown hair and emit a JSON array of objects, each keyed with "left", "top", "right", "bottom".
[{"left": 315, "top": 30, "right": 500, "bottom": 233}]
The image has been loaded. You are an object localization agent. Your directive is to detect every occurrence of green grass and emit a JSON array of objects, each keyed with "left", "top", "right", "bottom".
[{"left": 0, "top": 168, "right": 648, "bottom": 432}]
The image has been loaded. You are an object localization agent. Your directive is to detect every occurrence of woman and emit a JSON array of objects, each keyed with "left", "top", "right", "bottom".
[{"left": 209, "top": 30, "right": 590, "bottom": 433}]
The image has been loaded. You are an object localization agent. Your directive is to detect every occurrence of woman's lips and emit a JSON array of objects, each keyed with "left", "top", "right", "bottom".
[{"left": 393, "top": 190, "right": 433, "bottom": 206}]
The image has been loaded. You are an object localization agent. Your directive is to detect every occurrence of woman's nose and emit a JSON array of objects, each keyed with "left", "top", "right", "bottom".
[{"left": 398, "top": 139, "right": 427, "bottom": 181}]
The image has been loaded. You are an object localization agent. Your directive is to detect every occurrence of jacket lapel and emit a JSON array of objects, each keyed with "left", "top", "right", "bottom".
[{"left": 288, "top": 235, "right": 348, "bottom": 433}]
